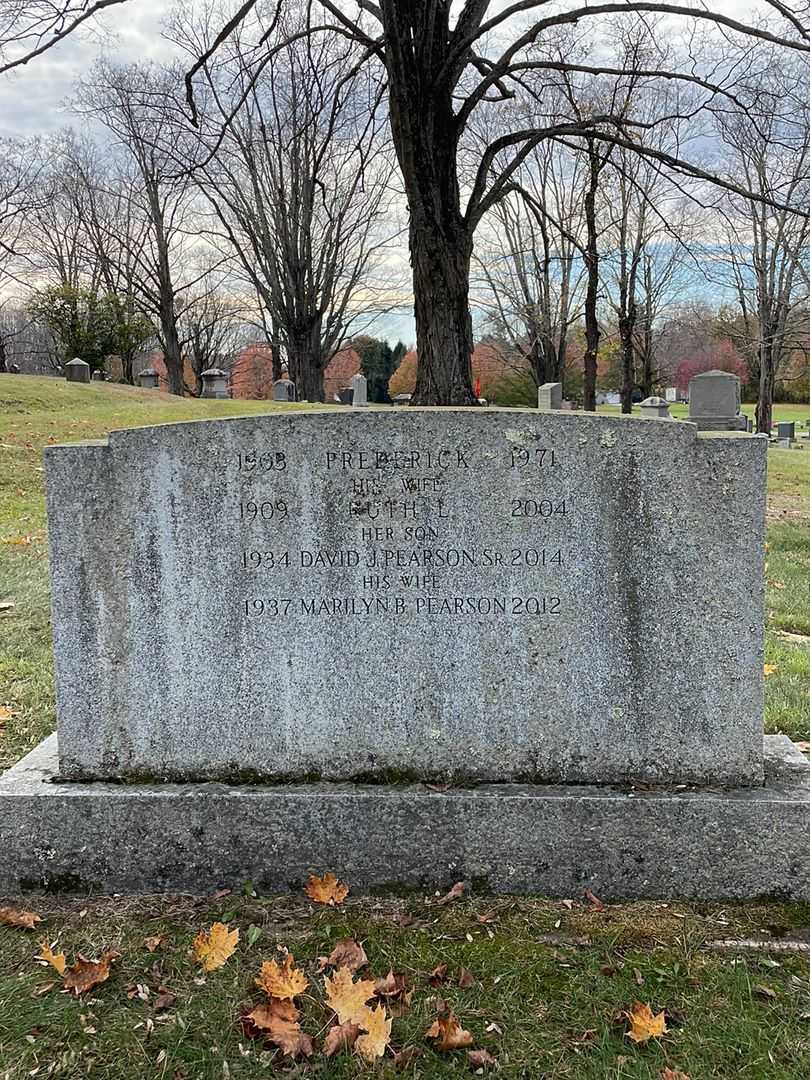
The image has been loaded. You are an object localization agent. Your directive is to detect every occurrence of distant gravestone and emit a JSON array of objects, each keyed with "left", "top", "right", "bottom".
[
  {"left": 65, "top": 358, "right": 91, "bottom": 384},
  {"left": 138, "top": 368, "right": 159, "bottom": 389},
  {"left": 640, "top": 396, "right": 671, "bottom": 419},
  {"left": 777, "top": 421, "right": 796, "bottom": 441},
  {"left": 272, "top": 372, "right": 296, "bottom": 402},
  {"left": 91, "top": 370, "right": 105, "bottom": 382},
  {"left": 688, "top": 370, "right": 746, "bottom": 431},
  {"left": 537, "top": 382, "right": 562, "bottom": 410},
  {"left": 351, "top": 372, "right": 368, "bottom": 408},
  {"left": 665, "top": 387, "right": 678, "bottom": 403},
  {"left": 201, "top": 368, "right": 229, "bottom": 400}
]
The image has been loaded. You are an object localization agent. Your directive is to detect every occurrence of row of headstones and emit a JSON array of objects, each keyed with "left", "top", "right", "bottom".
[{"left": 538, "top": 370, "right": 786, "bottom": 438}]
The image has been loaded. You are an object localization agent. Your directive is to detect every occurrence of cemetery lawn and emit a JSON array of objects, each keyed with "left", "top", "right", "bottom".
[
  {"left": 3, "top": 892, "right": 810, "bottom": 1079},
  {"left": 2, "top": 375, "right": 810, "bottom": 1078}
]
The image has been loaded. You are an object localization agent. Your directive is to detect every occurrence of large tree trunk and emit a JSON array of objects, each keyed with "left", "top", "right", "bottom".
[
  {"left": 409, "top": 195, "right": 476, "bottom": 405},
  {"left": 582, "top": 142, "right": 600, "bottom": 412},
  {"left": 161, "top": 318, "right": 184, "bottom": 397},
  {"left": 384, "top": 2, "right": 476, "bottom": 406},
  {"left": 286, "top": 325, "right": 325, "bottom": 402}
]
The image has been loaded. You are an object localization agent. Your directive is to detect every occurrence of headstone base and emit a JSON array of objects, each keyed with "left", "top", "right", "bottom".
[
  {"left": 688, "top": 416, "right": 748, "bottom": 432},
  {"left": 2, "top": 735, "right": 810, "bottom": 899}
]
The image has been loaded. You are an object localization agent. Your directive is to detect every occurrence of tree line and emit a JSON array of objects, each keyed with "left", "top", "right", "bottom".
[{"left": 2, "top": 1, "right": 810, "bottom": 430}]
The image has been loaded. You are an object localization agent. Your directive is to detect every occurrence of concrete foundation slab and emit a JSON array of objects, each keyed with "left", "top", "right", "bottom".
[{"left": 2, "top": 734, "right": 810, "bottom": 899}]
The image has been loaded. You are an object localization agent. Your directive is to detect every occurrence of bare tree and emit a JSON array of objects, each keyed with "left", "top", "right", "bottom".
[
  {"left": 182, "top": 0, "right": 810, "bottom": 407},
  {"left": 714, "top": 57, "right": 810, "bottom": 433},
  {"left": 174, "top": 3, "right": 395, "bottom": 401},
  {"left": 76, "top": 61, "right": 211, "bottom": 394},
  {"left": 0, "top": 0, "right": 128, "bottom": 74}
]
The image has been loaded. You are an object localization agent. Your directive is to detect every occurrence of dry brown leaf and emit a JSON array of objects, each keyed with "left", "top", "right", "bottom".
[
  {"left": 355, "top": 1004, "right": 392, "bottom": 1062},
  {"left": 255, "top": 953, "right": 309, "bottom": 999},
  {"left": 305, "top": 871, "right": 349, "bottom": 905},
  {"left": 263, "top": 1015, "right": 313, "bottom": 1059},
  {"left": 754, "top": 984, "right": 777, "bottom": 1000},
  {"left": 661, "top": 1070, "right": 691, "bottom": 1080},
  {"left": 426, "top": 1010, "right": 475, "bottom": 1051},
  {"left": 249, "top": 998, "right": 300, "bottom": 1030},
  {"left": 457, "top": 967, "right": 475, "bottom": 989},
  {"left": 584, "top": 888, "right": 606, "bottom": 911},
  {"left": 38, "top": 942, "right": 66, "bottom": 976},
  {"left": 375, "top": 969, "right": 407, "bottom": 998},
  {"left": 476, "top": 910, "right": 498, "bottom": 924},
  {"left": 319, "top": 938, "right": 368, "bottom": 973},
  {"left": 323, "top": 1021, "right": 362, "bottom": 1057},
  {"left": 192, "top": 923, "right": 239, "bottom": 973},
  {"left": 428, "top": 963, "right": 449, "bottom": 987},
  {"left": 625, "top": 1002, "right": 668, "bottom": 1043},
  {"left": 324, "top": 966, "right": 376, "bottom": 1024},
  {"left": 144, "top": 935, "right": 165, "bottom": 953},
  {"left": 393, "top": 1046, "right": 423, "bottom": 1070},
  {"left": 64, "top": 951, "right": 119, "bottom": 996},
  {"left": 437, "top": 881, "right": 465, "bottom": 905},
  {"left": 0, "top": 907, "right": 42, "bottom": 930},
  {"left": 154, "top": 992, "right": 177, "bottom": 1012},
  {"left": 468, "top": 1048, "right": 498, "bottom": 1070}
]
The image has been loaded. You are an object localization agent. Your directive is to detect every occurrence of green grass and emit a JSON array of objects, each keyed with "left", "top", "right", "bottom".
[
  {"left": 2, "top": 375, "right": 810, "bottom": 1077},
  {"left": 2, "top": 892, "right": 810, "bottom": 1079}
]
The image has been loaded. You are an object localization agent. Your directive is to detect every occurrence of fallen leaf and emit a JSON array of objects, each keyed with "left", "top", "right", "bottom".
[
  {"left": 754, "top": 984, "right": 777, "bottom": 999},
  {"left": 305, "top": 872, "right": 349, "bottom": 906},
  {"left": 255, "top": 953, "right": 308, "bottom": 999},
  {"left": 248, "top": 999, "right": 300, "bottom": 1029},
  {"left": 355, "top": 1004, "right": 392, "bottom": 1062},
  {"left": 437, "top": 881, "right": 465, "bottom": 905},
  {"left": 192, "top": 923, "right": 239, "bottom": 972},
  {"left": 625, "top": 1002, "right": 667, "bottom": 1043},
  {"left": 323, "top": 1020, "right": 362, "bottom": 1057},
  {"left": 0, "top": 907, "right": 42, "bottom": 930},
  {"left": 769, "top": 581, "right": 785, "bottom": 590},
  {"left": 476, "top": 910, "right": 498, "bottom": 924},
  {"left": 584, "top": 888, "right": 606, "bottom": 911},
  {"left": 457, "top": 967, "right": 475, "bottom": 989},
  {"left": 661, "top": 1070, "right": 691, "bottom": 1080},
  {"left": 393, "top": 1046, "right": 423, "bottom": 1069},
  {"left": 38, "top": 942, "right": 66, "bottom": 976},
  {"left": 153, "top": 992, "right": 176, "bottom": 1012},
  {"left": 0, "top": 705, "right": 17, "bottom": 723},
  {"left": 633, "top": 967, "right": 645, "bottom": 986},
  {"left": 764, "top": 664, "right": 778, "bottom": 677},
  {"left": 428, "top": 963, "right": 448, "bottom": 987},
  {"left": 262, "top": 1015, "right": 313, "bottom": 1059},
  {"left": 143, "top": 935, "right": 165, "bottom": 953},
  {"left": 375, "top": 969, "right": 407, "bottom": 998},
  {"left": 319, "top": 938, "right": 368, "bottom": 973},
  {"left": 468, "top": 1048, "right": 498, "bottom": 1069},
  {"left": 324, "top": 966, "right": 376, "bottom": 1024},
  {"left": 426, "top": 1010, "right": 475, "bottom": 1051},
  {"left": 64, "top": 951, "right": 119, "bottom": 996}
]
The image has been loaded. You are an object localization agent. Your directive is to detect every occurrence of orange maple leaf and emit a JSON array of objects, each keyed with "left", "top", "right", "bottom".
[
  {"left": 63, "top": 951, "right": 119, "bottom": 996},
  {"left": 661, "top": 1069, "right": 691, "bottom": 1080},
  {"left": 248, "top": 998, "right": 300, "bottom": 1029},
  {"left": 255, "top": 953, "right": 309, "bottom": 999},
  {"left": 324, "top": 965, "right": 376, "bottom": 1024},
  {"left": 38, "top": 941, "right": 66, "bottom": 976},
  {"left": 305, "top": 872, "right": 349, "bottom": 905},
  {"left": 192, "top": 922, "right": 239, "bottom": 973},
  {"left": 425, "top": 1010, "right": 475, "bottom": 1051},
  {"left": 625, "top": 1001, "right": 668, "bottom": 1043},
  {"left": 0, "top": 907, "right": 42, "bottom": 930},
  {"left": 356, "top": 1004, "right": 392, "bottom": 1062}
]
